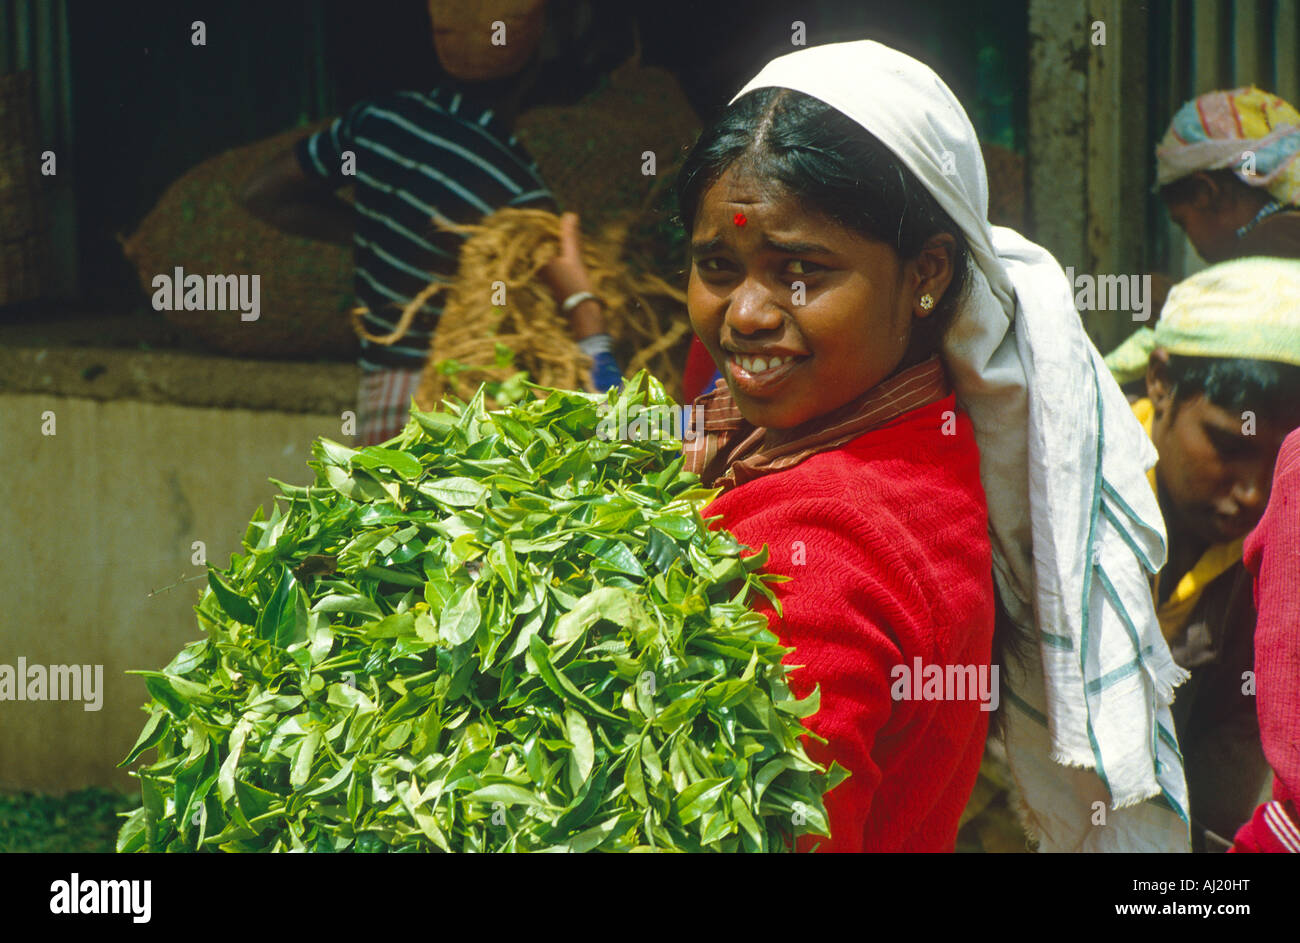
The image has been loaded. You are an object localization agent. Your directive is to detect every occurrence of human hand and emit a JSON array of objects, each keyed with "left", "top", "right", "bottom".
[{"left": 541, "top": 212, "right": 593, "bottom": 303}]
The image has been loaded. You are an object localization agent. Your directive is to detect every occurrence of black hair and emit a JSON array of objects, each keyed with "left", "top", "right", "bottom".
[
  {"left": 1158, "top": 169, "right": 1269, "bottom": 210},
  {"left": 675, "top": 86, "right": 971, "bottom": 359},
  {"left": 1165, "top": 354, "right": 1300, "bottom": 424}
]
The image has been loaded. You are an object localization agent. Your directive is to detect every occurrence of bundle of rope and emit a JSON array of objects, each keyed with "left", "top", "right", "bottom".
[{"left": 352, "top": 208, "right": 691, "bottom": 411}]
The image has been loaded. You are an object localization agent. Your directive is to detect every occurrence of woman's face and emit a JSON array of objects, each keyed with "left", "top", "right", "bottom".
[{"left": 688, "top": 164, "right": 928, "bottom": 431}]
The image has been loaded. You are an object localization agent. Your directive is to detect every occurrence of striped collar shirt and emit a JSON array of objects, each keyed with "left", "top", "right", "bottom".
[
  {"left": 683, "top": 355, "right": 950, "bottom": 494},
  {"left": 295, "top": 87, "right": 555, "bottom": 370}
]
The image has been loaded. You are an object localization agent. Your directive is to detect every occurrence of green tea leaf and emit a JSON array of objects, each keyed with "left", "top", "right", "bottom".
[
  {"left": 117, "top": 372, "right": 845, "bottom": 854},
  {"left": 120, "top": 711, "right": 168, "bottom": 767},
  {"left": 529, "top": 634, "right": 620, "bottom": 721},
  {"left": 207, "top": 572, "right": 257, "bottom": 625},
  {"left": 417, "top": 476, "right": 488, "bottom": 507},
  {"left": 440, "top": 585, "right": 482, "bottom": 646},
  {"left": 290, "top": 730, "right": 322, "bottom": 788},
  {"left": 676, "top": 778, "right": 729, "bottom": 825},
  {"left": 467, "top": 783, "right": 548, "bottom": 807},
  {"left": 565, "top": 709, "right": 595, "bottom": 790},
  {"left": 312, "top": 593, "right": 384, "bottom": 619},
  {"left": 353, "top": 446, "right": 423, "bottom": 480},
  {"left": 256, "top": 566, "right": 306, "bottom": 648}
]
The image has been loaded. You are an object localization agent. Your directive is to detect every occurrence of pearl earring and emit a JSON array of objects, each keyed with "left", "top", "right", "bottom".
[{"left": 919, "top": 294, "right": 935, "bottom": 310}]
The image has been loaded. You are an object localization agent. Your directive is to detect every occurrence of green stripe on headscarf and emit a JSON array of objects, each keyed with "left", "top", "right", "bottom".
[{"left": 1104, "top": 257, "right": 1300, "bottom": 384}]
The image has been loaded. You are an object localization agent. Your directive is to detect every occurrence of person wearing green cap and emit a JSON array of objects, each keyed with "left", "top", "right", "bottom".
[{"left": 1105, "top": 256, "right": 1300, "bottom": 850}]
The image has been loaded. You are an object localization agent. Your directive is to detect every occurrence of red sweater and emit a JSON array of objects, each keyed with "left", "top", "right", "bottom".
[
  {"left": 1231, "top": 427, "right": 1300, "bottom": 853},
  {"left": 702, "top": 394, "right": 995, "bottom": 852}
]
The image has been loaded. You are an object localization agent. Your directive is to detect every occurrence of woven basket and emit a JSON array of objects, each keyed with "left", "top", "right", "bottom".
[
  {"left": 514, "top": 58, "right": 700, "bottom": 230},
  {"left": 121, "top": 123, "right": 357, "bottom": 359},
  {"left": 0, "top": 71, "right": 49, "bottom": 306}
]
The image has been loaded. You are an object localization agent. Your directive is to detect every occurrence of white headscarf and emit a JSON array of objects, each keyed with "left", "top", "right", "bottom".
[{"left": 734, "top": 41, "right": 1190, "bottom": 852}]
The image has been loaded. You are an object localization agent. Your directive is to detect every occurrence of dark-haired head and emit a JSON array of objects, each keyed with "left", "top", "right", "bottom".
[
  {"left": 1161, "top": 353, "right": 1300, "bottom": 423},
  {"left": 677, "top": 87, "right": 971, "bottom": 362},
  {"left": 1159, "top": 169, "right": 1278, "bottom": 263},
  {"left": 1146, "top": 349, "right": 1300, "bottom": 545}
]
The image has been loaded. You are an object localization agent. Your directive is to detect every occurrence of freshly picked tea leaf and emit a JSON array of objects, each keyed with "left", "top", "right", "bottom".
[{"left": 117, "top": 372, "right": 847, "bottom": 853}]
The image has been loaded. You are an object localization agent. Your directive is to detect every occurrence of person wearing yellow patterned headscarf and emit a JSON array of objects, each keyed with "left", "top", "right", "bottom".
[
  {"left": 1156, "top": 87, "right": 1300, "bottom": 262},
  {"left": 1107, "top": 257, "right": 1300, "bottom": 851}
]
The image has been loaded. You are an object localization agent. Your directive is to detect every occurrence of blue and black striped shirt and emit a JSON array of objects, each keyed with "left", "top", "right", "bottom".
[{"left": 295, "top": 88, "right": 555, "bottom": 370}]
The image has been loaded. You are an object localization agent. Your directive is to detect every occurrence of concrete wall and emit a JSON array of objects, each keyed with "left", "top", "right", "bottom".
[
  {"left": 1027, "top": 0, "right": 1151, "bottom": 355},
  {"left": 0, "top": 391, "right": 351, "bottom": 794}
]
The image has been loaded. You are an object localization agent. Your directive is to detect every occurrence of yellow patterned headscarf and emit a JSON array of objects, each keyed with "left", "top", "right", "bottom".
[
  {"left": 1155, "top": 86, "right": 1300, "bottom": 206},
  {"left": 1105, "top": 257, "right": 1300, "bottom": 383}
]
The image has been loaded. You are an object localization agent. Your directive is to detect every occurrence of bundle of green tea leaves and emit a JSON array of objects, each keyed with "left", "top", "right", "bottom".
[{"left": 117, "top": 372, "right": 847, "bottom": 853}]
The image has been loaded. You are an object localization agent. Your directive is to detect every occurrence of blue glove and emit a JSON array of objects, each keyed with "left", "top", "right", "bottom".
[{"left": 579, "top": 334, "right": 623, "bottom": 392}]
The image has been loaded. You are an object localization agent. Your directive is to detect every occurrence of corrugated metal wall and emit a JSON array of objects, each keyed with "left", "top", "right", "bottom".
[
  {"left": 1151, "top": 0, "right": 1300, "bottom": 277},
  {"left": 3, "top": 1, "right": 339, "bottom": 305},
  {"left": 0, "top": 0, "right": 73, "bottom": 152},
  {"left": 1, "top": 0, "right": 76, "bottom": 295}
]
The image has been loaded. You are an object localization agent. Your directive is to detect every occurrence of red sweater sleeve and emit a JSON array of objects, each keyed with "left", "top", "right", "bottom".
[
  {"left": 739, "top": 499, "right": 930, "bottom": 853},
  {"left": 700, "top": 398, "right": 994, "bottom": 851}
]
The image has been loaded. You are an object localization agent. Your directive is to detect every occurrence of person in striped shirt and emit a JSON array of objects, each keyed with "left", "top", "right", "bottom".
[{"left": 242, "top": 58, "right": 621, "bottom": 443}]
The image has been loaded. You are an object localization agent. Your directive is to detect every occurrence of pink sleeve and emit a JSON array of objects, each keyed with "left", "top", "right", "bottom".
[
  {"left": 1230, "top": 799, "right": 1300, "bottom": 853},
  {"left": 1242, "top": 428, "right": 1300, "bottom": 803}
]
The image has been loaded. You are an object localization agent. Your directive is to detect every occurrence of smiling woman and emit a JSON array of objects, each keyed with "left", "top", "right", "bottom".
[
  {"left": 547, "top": 39, "right": 1192, "bottom": 852},
  {"left": 671, "top": 72, "right": 993, "bottom": 854},
  {"left": 678, "top": 87, "right": 971, "bottom": 435},
  {"left": 689, "top": 168, "right": 933, "bottom": 434},
  {"left": 667, "top": 39, "right": 1197, "bottom": 854}
]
